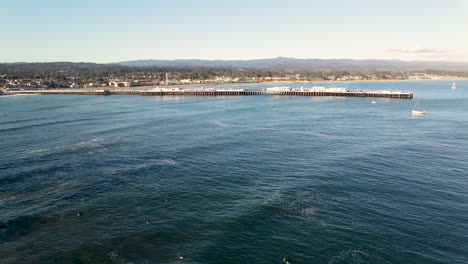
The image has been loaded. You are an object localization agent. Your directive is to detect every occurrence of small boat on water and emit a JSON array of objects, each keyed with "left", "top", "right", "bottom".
[
  {"left": 412, "top": 109, "right": 426, "bottom": 115},
  {"left": 412, "top": 99, "right": 426, "bottom": 115},
  {"left": 371, "top": 101, "right": 377, "bottom": 104},
  {"left": 451, "top": 82, "right": 457, "bottom": 90}
]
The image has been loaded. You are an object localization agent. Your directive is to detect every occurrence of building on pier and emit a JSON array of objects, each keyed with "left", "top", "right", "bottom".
[
  {"left": 266, "top": 86, "right": 292, "bottom": 92},
  {"left": 309, "top": 87, "right": 349, "bottom": 92}
]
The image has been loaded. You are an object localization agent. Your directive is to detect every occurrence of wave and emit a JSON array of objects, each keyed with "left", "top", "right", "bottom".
[
  {"left": 0, "top": 118, "right": 95, "bottom": 133},
  {"left": 23, "top": 148, "right": 51, "bottom": 155},
  {"left": 155, "top": 158, "right": 178, "bottom": 165},
  {"left": 76, "top": 137, "right": 106, "bottom": 148},
  {"left": 255, "top": 127, "right": 340, "bottom": 139},
  {"left": 108, "top": 250, "right": 136, "bottom": 264},
  {"left": 208, "top": 120, "right": 231, "bottom": 127},
  {"left": 208, "top": 119, "right": 340, "bottom": 139},
  {"left": 251, "top": 189, "right": 328, "bottom": 221},
  {"left": 17, "top": 137, "right": 118, "bottom": 159},
  {"left": 0, "top": 117, "right": 48, "bottom": 126},
  {"left": 33, "top": 105, "right": 68, "bottom": 111},
  {"left": 0, "top": 94, "right": 39, "bottom": 98},
  {"left": 301, "top": 207, "right": 317, "bottom": 217},
  {"left": 105, "top": 158, "right": 178, "bottom": 175}
]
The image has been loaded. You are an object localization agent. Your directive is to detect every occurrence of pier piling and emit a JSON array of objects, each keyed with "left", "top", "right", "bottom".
[{"left": 4, "top": 88, "right": 413, "bottom": 99}]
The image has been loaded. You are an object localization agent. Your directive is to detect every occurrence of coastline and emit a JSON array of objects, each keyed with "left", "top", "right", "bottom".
[
  {"left": 102, "top": 78, "right": 468, "bottom": 90},
  {"left": 4, "top": 78, "right": 466, "bottom": 92}
]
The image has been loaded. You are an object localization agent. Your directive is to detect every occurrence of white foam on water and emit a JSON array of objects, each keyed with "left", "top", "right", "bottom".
[
  {"left": 155, "top": 158, "right": 178, "bottom": 165},
  {"left": 208, "top": 120, "right": 231, "bottom": 127},
  {"left": 19, "top": 137, "right": 120, "bottom": 158},
  {"left": 18, "top": 148, "right": 51, "bottom": 158},
  {"left": 301, "top": 207, "right": 317, "bottom": 217},
  {"left": 105, "top": 158, "right": 178, "bottom": 175},
  {"left": 208, "top": 120, "right": 340, "bottom": 139},
  {"left": 328, "top": 249, "right": 372, "bottom": 264},
  {"left": 25, "top": 148, "right": 50, "bottom": 155},
  {"left": 108, "top": 250, "right": 136, "bottom": 264},
  {"left": 77, "top": 137, "right": 106, "bottom": 148}
]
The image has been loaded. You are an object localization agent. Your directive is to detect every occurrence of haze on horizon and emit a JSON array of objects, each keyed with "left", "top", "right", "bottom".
[{"left": 2, "top": 0, "right": 468, "bottom": 63}]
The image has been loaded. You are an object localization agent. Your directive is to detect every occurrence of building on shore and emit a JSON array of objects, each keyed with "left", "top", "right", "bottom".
[{"left": 109, "top": 81, "right": 131, "bottom": 87}]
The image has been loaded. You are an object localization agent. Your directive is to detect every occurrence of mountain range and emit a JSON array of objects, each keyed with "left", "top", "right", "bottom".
[
  {"left": 115, "top": 57, "right": 468, "bottom": 71},
  {"left": 2, "top": 58, "right": 468, "bottom": 76}
]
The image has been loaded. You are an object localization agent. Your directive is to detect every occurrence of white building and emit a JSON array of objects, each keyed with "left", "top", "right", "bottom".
[
  {"left": 309, "top": 87, "right": 348, "bottom": 92},
  {"left": 151, "top": 87, "right": 183, "bottom": 92},
  {"left": 109, "top": 81, "right": 131, "bottom": 87},
  {"left": 266, "top": 86, "right": 292, "bottom": 92}
]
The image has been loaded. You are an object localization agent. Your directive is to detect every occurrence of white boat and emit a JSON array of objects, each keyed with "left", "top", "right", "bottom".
[
  {"left": 412, "top": 110, "right": 426, "bottom": 115},
  {"left": 451, "top": 82, "right": 457, "bottom": 90},
  {"left": 412, "top": 99, "right": 426, "bottom": 115},
  {"left": 371, "top": 101, "right": 377, "bottom": 104}
]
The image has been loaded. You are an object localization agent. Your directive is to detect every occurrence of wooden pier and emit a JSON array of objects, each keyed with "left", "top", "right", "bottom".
[{"left": 3, "top": 87, "right": 413, "bottom": 99}]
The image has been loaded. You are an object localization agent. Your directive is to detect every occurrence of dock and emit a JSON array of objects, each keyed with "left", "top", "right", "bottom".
[{"left": 2, "top": 86, "right": 413, "bottom": 99}]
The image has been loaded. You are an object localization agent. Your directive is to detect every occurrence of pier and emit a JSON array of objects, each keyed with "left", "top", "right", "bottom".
[{"left": 3, "top": 86, "right": 413, "bottom": 99}]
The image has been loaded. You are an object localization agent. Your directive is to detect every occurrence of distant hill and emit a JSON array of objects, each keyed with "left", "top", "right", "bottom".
[
  {"left": 116, "top": 57, "right": 468, "bottom": 72},
  {"left": 0, "top": 62, "right": 229, "bottom": 76},
  {"left": 0, "top": 62, "right": 123, "bottom": 75},
  {"left": 2, "top": 58, "right": 468, "bottom": 76}
]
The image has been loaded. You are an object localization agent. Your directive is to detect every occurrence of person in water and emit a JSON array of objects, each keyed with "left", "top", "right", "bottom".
[
  {"left": 282, "top": 257, "right": 290, "bottom": 264},
  {"left": 146, "top": 219, "right": 151, "bottom": 224},
  {"left": 77, "top": 212, "right": 82, "bottom": 217}
]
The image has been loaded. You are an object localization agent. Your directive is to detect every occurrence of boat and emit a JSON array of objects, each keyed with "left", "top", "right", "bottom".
[
  {"left": 412, "top": 109, "right": 426, "bottom": 115},
  {"left": 451, "top": 82, "right": 457, "bottom": 90},
  {"left": 412, "top": 99, "right": 426, "bottom": 115},
  {"left": 371, "top": 101, "right": 377, "bottom": 104}
]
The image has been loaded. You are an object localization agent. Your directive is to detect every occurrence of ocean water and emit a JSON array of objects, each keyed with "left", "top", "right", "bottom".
[{"left": 1, "top": 81, "right": 467, "bottom": 264}]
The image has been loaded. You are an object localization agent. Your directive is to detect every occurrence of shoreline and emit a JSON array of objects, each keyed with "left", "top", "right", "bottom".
[
  {"left": 3, "top": 78, "right": 466, "bottom": 92},
  {"left": 97, "top": 78, "right": 468, "bottom": 90}
]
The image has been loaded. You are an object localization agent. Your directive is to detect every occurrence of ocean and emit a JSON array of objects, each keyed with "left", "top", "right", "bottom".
[{"left": 1, "top": 81, "right": 467, "bottom": 263}]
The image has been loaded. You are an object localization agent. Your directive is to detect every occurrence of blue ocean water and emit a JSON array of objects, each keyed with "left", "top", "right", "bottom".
[{"left": 1, "top": 81, "right": 467, "bottom": 264}]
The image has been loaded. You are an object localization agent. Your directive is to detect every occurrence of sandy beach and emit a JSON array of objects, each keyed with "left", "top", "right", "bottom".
[{"left": 101, "top": 77, "right": 468, "bottom": 90}]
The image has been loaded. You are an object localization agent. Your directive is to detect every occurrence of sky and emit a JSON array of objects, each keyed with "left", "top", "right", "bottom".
[{"left": 1, "top": 0, "right": 468, "bottom": 63}]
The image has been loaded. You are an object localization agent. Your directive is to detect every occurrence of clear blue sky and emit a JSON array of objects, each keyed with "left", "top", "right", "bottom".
[{"left": 2, "top": 0, "right": 467, "bottom": 62}]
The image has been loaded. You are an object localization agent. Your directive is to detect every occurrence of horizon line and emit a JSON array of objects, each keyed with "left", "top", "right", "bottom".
[{"left": 2, "top": 57, "right": 468, "bottom": 64}]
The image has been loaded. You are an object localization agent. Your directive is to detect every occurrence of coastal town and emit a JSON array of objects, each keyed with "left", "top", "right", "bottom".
[{"left": 1, "top": 71, "right": 466, "bottom": 90}]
